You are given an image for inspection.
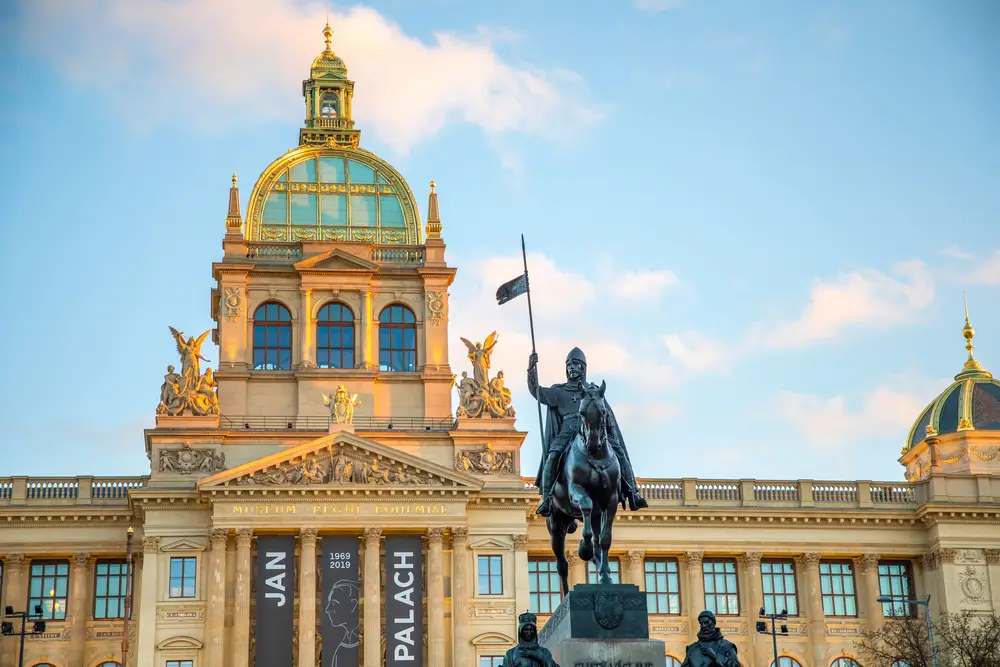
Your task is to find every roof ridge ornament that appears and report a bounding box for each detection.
[426,179,442,239]
[225,173,242,234]
[956,291,992,381]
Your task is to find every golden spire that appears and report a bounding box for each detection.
[226,173,242,234]
[955,291,991,380]
[322,20,333,54]
[426,179,442,239]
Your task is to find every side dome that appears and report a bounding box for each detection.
[244,145,422,245]
[904,305,1000,452]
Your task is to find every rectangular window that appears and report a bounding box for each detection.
[28,560,70,620]
[528,558,562,614]
[477,555,503,596]
[703,559,739,616]
[166,662,194,667]
[645,559,681,615]
[94,559,131,620]
[320,194,347,225]
[379,196,405,227]
[761,560,798,616]
[261,192,287,224]
[878,561,916,617]
[479,657,504,667]
[350,194,377,227]
[819,561,857,616]
[587,559,620,584]
[169,557,196,598]
[290,193,318,225]
[289,158,317,182]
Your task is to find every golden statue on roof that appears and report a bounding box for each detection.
[157,328,219,417]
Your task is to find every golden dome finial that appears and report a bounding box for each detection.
[963,291,980,369]
[430,179,436,193]
[322,19,333,54]
[231,172,238,187]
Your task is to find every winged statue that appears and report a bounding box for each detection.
[169,327,211,392]
[460,331,498,390]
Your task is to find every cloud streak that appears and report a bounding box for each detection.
[17,0,602,155]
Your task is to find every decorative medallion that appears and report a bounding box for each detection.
[594,592,625,630]
[222,287,243,322]
[426,291,445,326]
[959,566,988,605]
[159,443,225,475]
[455,445,514,475]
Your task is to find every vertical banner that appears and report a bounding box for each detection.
[385,535,424,667]
[256,535,295,667]
[321,536,361,667]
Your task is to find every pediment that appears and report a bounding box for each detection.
[159,538,206,553]
[472,631,514,646]
[198,431,484,492]
[157,635,203,650]
[295,248,378,272]
[469,537,512,551]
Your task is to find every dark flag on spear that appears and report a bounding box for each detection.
[496,235,546,450]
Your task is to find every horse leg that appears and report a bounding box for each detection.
[568,481,594,562]
[599,492,619,585]
[548,513,570,595]
[589,505,606,583]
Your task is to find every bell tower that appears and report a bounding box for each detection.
[300,22,360,148]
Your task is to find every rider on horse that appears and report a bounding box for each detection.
[528,347,648,517]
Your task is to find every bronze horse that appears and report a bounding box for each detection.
[546,380,621,594]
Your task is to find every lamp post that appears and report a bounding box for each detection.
[1,604,46,667]
[876,594,937,667]
[756,606,789,667]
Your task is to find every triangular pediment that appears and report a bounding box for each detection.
[198,431,484,492]
[295,248,378,272]
[159,538,206,553]
[469,537,512,551]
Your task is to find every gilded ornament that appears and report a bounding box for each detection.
[222,287,243,322]
[970,445,1000,462]
[156,328,219,417]
[426,291,445,326]
[159,443,225,475]
[323,385,361,424]
[454,444,514,475]
[455,332,515,419]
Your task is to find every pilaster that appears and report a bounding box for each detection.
[205,529,228,667]
[802,553,827,667]
[298,528,318,667]
[0,555,28,667]
[744,552,766,667]
[364,527,382,667]
[69,552,91,666]
[567,550,586,587]
[137,537,160,667]
[857,553,883,631]
[624,550,645,589]
[427,528,446,667]
[359,290,374,369]
[452,527,471,667]
[683,551,704,638]
[299,289,315,368]
[986,550,1000,613]
[230,528,253,667]
[514,534,530,616]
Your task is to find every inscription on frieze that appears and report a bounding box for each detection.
[230,502,450,516]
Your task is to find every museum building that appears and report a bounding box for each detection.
[2,24,999,667]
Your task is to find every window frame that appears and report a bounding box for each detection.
[761,559,799,617]
[819,560,858,617]
[316,302,355,369]
[527,558,562,615]
[645,558,682,615]
[477,555,503,596]
[479,657,504,667]
[168,557,197,599]
[252,302,293,371]
[378,304,417,372]
[27,559,70,621]
[166,662,195,667]
[587,558,621,585]
[702,558,740,616]
[772,659,804,667]
[831,659,862,667]
[93,559,132,620]
[878,560,917,618]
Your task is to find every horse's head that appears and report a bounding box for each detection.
[577,380,608,451]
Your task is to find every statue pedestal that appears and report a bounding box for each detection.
[328,421,355,435]
[539,584,666,667]
[155,414,220,429]
[455,416,516,431]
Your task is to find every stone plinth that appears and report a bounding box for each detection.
[455,416,517,431]
[155,414,220,428]
[540,584,666,667]
[328,421,355,434]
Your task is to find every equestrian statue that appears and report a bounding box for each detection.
[528,347,648,593]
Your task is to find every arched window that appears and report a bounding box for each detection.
[773,659,804,667]
[316,303,355,369]
[832,659,862,667]
[379,305,416,372]
[666,658,682,667]
[97,662,123,667]
[32,664,56,667]
[890,662,910,667]
[253,303,292,370]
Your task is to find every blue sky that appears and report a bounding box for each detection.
[1,0,997,482]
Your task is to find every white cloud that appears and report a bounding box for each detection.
[752,259,934,349]
[613,268,679,301]
[966,249,1000,285]
[941,244,976,261]
[18,0,602,156]
[776,386,926,447]
[634,0,685,13]
[662,332,730,374]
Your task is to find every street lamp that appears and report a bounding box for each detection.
[1,604,46,667]
[756,606,790,667]
[875,594,937,667]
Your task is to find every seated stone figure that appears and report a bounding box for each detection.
[502,611,560,667]
[681,610,741,667]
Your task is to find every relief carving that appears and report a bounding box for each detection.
[426,291,445,326]
[231,447,442,487]
[455,444,514,475]
[159,443,225,474]
[958,566,989,605]
[955,549,985,565]
[222,287,243,322]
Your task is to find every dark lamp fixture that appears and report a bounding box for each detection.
[1,622,12,635]
[756,621,767,633]
[780,624,788,633]
[32,621,46,634]
[759,607,766,616]
[3,606,12,616]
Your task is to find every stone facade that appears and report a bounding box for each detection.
[2,25,999,667]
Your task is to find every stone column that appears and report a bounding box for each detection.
[299,289,315,368]
[568,551,586,587]
[364,528,382,667]
[802,553,827,667]
[427,528,446,667]
[744,553,767,667]
[298,528,318,667]
[624,551,645,589]
[230,528,253,667]
[858,554,884,631]
[514,535,531,616]
[0,555,28,667]
[68,552,91,666]
[136,537,160,667]
[205,529,228,667]
[683,552,704,638]
[452,527,471,667]
[985,550,1000,613]
[359,290,374,369]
